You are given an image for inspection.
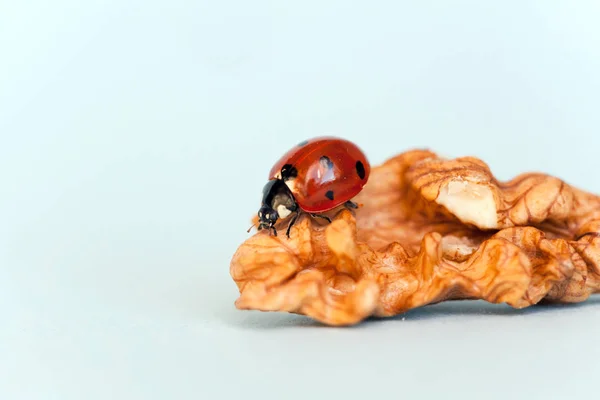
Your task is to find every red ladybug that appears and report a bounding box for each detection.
[256,136,370,237]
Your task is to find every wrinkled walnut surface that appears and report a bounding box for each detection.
[230,150,600,325]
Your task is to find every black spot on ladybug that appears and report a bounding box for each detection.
[297,140,309,147]
[325,190,335,201]
[319,155,334,169]
[281,164,298,180]
[355,161,366,179]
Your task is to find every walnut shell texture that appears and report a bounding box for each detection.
[230,150,600,325]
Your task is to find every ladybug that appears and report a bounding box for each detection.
[255,136,370,237]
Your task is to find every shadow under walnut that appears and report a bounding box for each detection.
[230,150,600,326]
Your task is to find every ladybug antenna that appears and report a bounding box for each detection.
[247,222,257,233]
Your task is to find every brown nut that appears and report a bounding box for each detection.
[230,150,600,325]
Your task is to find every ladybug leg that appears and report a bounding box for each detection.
[310,213,332,224]
[344,200,359,210]
[285,211,300,238]
[270,226,278,236]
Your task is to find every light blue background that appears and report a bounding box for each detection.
[2,1,599,399]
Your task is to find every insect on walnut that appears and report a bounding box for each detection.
[231,149,600,326]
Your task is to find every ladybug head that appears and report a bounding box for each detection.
[256,179,298,236]
[257,205,278,232]
[258,204,279,231]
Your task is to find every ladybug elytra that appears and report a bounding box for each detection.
[255,136,370,237]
